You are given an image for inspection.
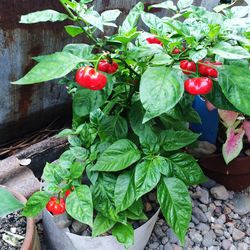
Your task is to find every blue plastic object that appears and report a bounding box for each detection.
[190,96,219,145]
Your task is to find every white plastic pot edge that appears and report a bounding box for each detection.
[43,209,160,250]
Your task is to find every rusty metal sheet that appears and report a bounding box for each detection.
[0,0,228,144]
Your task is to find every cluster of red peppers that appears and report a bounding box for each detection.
[75,59,118,91]
[46,187,74,215]
[180,60,221,95]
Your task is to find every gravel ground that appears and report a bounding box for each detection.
[145,181,250,250]
[0,211,26,250]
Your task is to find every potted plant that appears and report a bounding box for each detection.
[0,186,40,250]
[12,0,250,248]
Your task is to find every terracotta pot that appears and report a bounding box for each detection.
[199,154,250,191]
[0,186,41,250]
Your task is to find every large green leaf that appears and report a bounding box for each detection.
[63,43,94,58]
[126,199,147,221]
[210,42,250,59]
[114,170,136,213]
[166,153,206,186]
[66,185,93,227]
[205,79,239,112]
[22,192,50,217]
[218,65,250,116]
[161,130,199,151]
[149,1,177,11]
[135,156,165,199]
[112,223,134,248]
[92,139,141,172]
[20,10,69,24]
[157,177,192,245]
[92,213,116,237]
[12,52,83,85]
[98,115,128,143]
[93,174,126,223]
[0,188,24,217]
[80,10,104,32]
[140,67,184,122]
[73,85,110,117]
[119,2,144,34]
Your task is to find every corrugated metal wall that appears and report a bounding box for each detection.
[0,0,230,144]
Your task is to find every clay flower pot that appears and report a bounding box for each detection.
[1,186,40,250]
[199,154,250,191]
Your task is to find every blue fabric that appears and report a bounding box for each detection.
[190,96,219,145]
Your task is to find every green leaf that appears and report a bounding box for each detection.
[119,2,144,34]
[80,10,104,32]
[92,139,141,172]
[70,147,88,160]
[93,174,126,223]
[115,170,136,213]
[177,0,193,9]
[0,188,24,217]
[63,43,94,58]
[126,199,147,221]
[157,177,192,245]
[210,42,250,59]
[98,115,128,143]
[218,65,250,116]
[141,13,171,35]
[73,87,109,117]
[20,10,68,24]
[12,52,83,85]
[161,130,200,151]
[150,54,173,66]
[68,135,82,147]
[135,156,165,199]
[166,153,206,186]
[112,223,134,248]
[57,129,74,137]
[101,9,121,27]
[70,162,85,179]
[129,45,163,60]
[92,213,116,237]
[205,80,239,112]
[64,25,84,37]
[140,67,184,121]
[189,49,207,63]
[149,1,177,11]
[22,192,50,217]
[66,185,93,227]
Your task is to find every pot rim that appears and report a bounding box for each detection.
[0,185,36,250]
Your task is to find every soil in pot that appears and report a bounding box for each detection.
[0,210,26,249]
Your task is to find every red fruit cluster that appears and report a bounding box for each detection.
[98,59,118,74]
[180,60,221,95]
[146,37,163,46]
[46,197,66,215]
[198,61,222,78]
[76,66,107,90]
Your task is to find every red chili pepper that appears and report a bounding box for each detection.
[146,37,163,46]
[75,66,107,90]
[184,77,213,95]
[198,61,222,78]
[98,59,118,74]
[46,197,66,215]
[172,48,181,54]
[172,47,185,54]
[180,60,196,75]
[65,187,75,198]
